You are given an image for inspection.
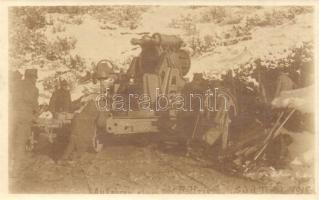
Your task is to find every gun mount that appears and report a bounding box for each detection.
[88,33,237,155]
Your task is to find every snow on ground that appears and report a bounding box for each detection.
[37,7,313,103]
[272,85,314,113]
[45,14,140,66]
[138,6,186,34]
[187,13,313,78]
[44,7,190,69]
[44,8,313,74]
[39,7,190,104]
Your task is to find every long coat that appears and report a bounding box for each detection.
[49,88,72,113]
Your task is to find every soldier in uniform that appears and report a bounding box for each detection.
[48,80,74,163]
[48,80,72,115]
[274,68,296,98]
[173,73,208,153]
[10,69,39,177]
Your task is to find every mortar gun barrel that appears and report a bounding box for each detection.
[131,36,159,47]
[131,33,184,49]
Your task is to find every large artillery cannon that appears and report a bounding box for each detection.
[89,33,237,154]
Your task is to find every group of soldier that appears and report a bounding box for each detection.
[9,69,75,178]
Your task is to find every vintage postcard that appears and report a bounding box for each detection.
[0,0,318,198]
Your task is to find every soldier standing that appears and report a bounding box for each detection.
[48,80,74,163]
[10,69,39,177]
[274,68,296,98]
[48,80,72,115]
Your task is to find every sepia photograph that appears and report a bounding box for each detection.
[2,2,317,195]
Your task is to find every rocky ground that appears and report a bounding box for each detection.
[10,140,275,194]
[10,132,313,194]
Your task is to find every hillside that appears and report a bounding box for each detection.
[9,6,313,102]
